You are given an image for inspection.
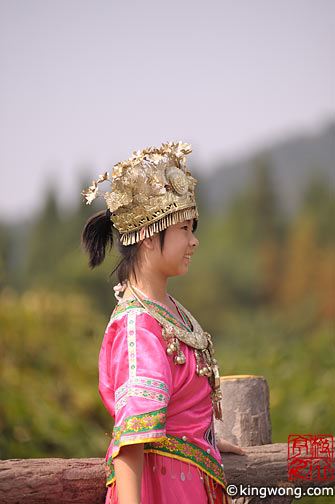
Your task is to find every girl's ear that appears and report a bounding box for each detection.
[141,235,156,251]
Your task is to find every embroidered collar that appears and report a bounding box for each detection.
[112,298,192,332]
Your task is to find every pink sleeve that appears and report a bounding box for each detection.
[99,309,172,458]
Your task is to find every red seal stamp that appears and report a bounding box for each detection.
[288,434,334,481]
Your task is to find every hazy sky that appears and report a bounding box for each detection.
[1,0,334,219]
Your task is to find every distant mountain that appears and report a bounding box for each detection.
[202,122,334,215]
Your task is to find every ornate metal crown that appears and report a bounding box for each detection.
[81,141,199,245]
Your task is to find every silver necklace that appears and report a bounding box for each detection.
[127,281,223,420]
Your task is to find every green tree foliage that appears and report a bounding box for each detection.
[301,173,335,246]
[25,188,62,286]
[0,288,111,458]
[0,221,11,288]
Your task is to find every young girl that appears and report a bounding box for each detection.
[81,142,244,504]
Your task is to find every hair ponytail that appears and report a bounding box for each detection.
[81,210,114,268]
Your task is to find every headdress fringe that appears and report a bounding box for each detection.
[120,207,198,246]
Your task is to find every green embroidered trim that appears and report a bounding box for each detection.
[176,305,193,329]
[115,377,170,412]
[112,407,167,448]
[115,376,169,401]
[116,388,168,412]
[112,299,192,331]
[105,407,168,485]
[105,434,227,489]
[145,299,192,331]
[105,459,115,485]
[145,436,227,488]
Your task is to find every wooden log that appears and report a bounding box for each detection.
[0,458,106,504]
[0,446,333,504]
[214,375,272,447]
[215,375,279,503]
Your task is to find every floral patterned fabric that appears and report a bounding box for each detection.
[99,297,229,503]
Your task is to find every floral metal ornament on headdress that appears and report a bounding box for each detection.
[81,141,199,245]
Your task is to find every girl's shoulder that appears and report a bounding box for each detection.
[102,302,166,357]
[105,300,162,337]
[110,298,147,322]
[109,297,192,333]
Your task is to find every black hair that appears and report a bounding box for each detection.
[81,211,198,283]
[81,210,167,284]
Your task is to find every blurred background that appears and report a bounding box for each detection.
[0,0,334,492]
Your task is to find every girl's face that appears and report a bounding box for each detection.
[154,219,199,277]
